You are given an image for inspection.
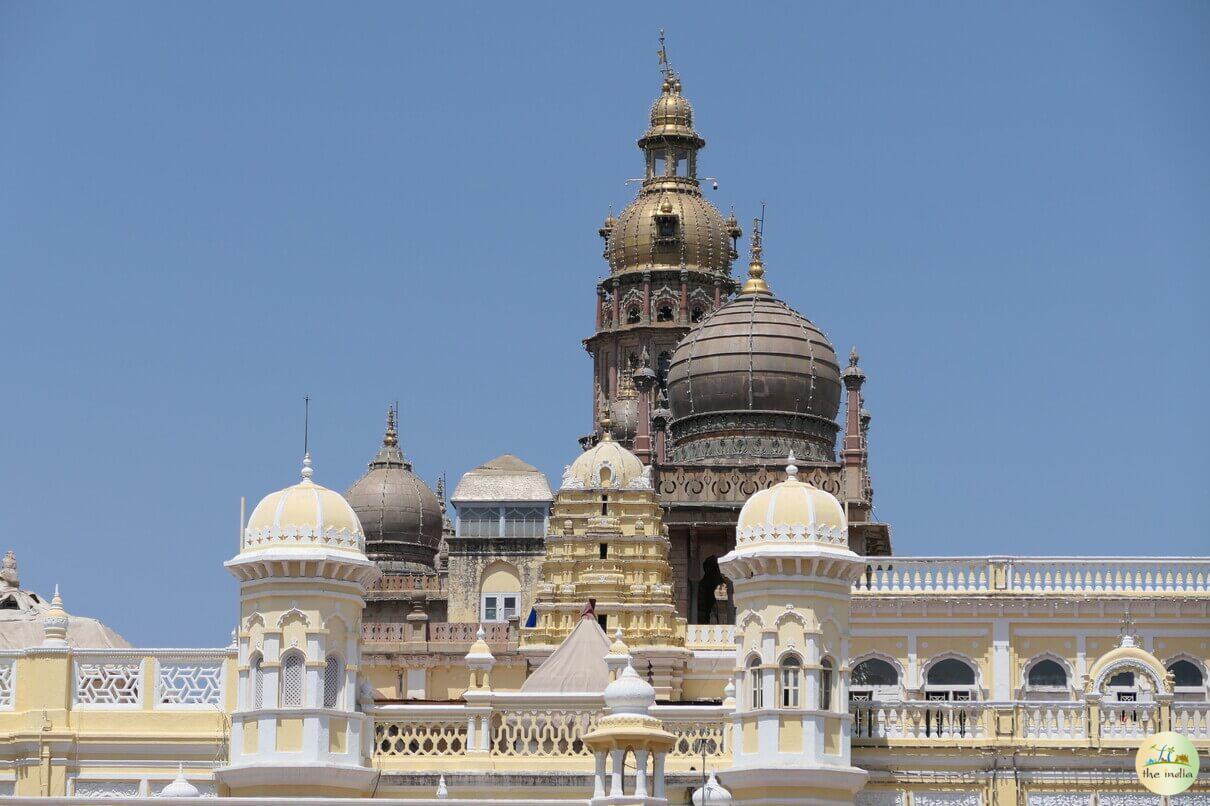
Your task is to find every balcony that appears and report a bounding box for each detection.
[853,557,1210,595]
[362,621,516,648]
[850,699,1207,748]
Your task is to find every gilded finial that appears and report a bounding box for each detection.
[657,28,674,81]
[740,213,771,295]
[383,405,398,448]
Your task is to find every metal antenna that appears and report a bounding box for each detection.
[303,395,310,456]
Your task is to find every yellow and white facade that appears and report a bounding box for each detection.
[0,438,1205,805]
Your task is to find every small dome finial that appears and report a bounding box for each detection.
[786,451,798,479]
[300,452,314,482]
[740,213,771,295]
[849,346,860,367]
[383,405,398,448]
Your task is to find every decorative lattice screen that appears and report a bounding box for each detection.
[279,653,304,707]
[157,661,222,706]
[323,655,343,708]
[75,662,141,706]
[0,661,13,709]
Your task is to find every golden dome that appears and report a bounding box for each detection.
[564,428,649,491]
[244,455,366,554]
[605,190,737,275]
[735,454,848,548]
[643,77,698,141]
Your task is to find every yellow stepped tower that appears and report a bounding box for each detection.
[522,420,688,697]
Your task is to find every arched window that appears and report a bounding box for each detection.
[778,656,800,708]
[1168,660,1204,689]
[819,657,834,711]
[323,654,344,709]
[1108,671,1135,688]
[656,305,674,322]
[249,653,264,710]
[279,652,304,708]
[690,306,705,323]
[748,656,763,709]
[1027,659,1068,688]
[927,658,976,687]
[852,658,899,687]
[626,307,641,324]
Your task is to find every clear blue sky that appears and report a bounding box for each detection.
[1,2,1207,647]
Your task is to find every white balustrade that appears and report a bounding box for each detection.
[853,557,1210,595]
[1172,702,1210,739]
[1019,702,1087,739]
[652,704,730,758]
[850,701,987,740]
[685,624,736,649]
[1098,702,1159,740]
[374,706,469,757]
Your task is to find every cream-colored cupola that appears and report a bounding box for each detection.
[717,454,867,806]
[218,453,380,798]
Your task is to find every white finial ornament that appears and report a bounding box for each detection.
[42,584,69,647]
[436,774,449,799]
[785,451,798,479]
[160,763,201,797]
[692,771,733,805]
[300,452,314,482]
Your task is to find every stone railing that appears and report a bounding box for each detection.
[854,557,1210,595]
[1172,702,1210,739]
[370,573,445,593]
[850,699,1206,748]
[1099,702,1159,740]
[374,705,469,757]
[362,622,515,646]
[1019,702,1087,740]
[685,624,736,649]
[69,649,229,710]
[851,700,989,741]
[652,704,730,759]
[372,700,731,769]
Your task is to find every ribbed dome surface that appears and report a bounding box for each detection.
[668,293,841,421]
[605,190,735,276]
[346,411,443,571]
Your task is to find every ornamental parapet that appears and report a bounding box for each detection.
[850,699,1210,749]
[371,698,730,773]
[853,557,1210,597]
[657,462,842,507]
[362,621,516,651]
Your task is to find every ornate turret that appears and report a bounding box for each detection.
[587,34,740,447]
[716,456,867,805]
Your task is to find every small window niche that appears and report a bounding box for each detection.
[656,305,674,322]
[655,214,679,241]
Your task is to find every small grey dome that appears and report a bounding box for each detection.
[346,409,443,571]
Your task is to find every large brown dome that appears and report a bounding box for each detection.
[666,251,841,463]
[346,410,443,571]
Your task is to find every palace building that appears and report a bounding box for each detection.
[0,53,1205,806]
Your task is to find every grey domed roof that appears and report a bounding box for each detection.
[666,250,841,463]
[346,410,443,571]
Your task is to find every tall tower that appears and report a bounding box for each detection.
[586,55,741,449]
[717,455,867,805]
[218,454,381,797]
[522,421,689,697]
